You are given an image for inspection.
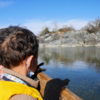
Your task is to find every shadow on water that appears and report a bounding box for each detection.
[38,47,100,100]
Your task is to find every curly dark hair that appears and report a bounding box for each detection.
[0,26,38,68]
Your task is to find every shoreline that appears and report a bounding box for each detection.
[39,44,100,48]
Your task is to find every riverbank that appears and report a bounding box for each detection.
[39,44,100,48]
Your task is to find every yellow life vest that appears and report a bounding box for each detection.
[0,80,43,100]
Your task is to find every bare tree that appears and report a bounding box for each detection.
[62,24,67,29]
[81,18,100,33]
[52,20,58,32]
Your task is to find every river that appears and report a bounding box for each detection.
[38,47,100,100]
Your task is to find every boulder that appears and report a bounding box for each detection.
[75,31,84,41]
[49,39,61,45]
[44,36,52,41]
[68,32,76,38]
[44,34,51,38]
[96,32,100,38]
[51,33,60,40]
[62,38,73,44]
[62,38,79,44]
[84,34,97,45]
[84,35,89,42]
[62,33,69,38]
[40,36,45,39]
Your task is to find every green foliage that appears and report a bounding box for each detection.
[58,28,63,32]
[40,27,50,36]
[58,27,75,32]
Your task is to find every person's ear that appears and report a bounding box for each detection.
[26,55,34,69]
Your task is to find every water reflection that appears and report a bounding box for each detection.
[39,47,100,72]
[38,47,100,100]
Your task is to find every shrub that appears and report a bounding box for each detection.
[40,27,50,36]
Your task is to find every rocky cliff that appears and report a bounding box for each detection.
[38,30,100,47]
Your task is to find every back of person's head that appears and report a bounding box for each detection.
[0,26,38,69]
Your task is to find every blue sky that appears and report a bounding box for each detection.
[0,0,100,34]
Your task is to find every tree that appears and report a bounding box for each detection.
[52,20,58,32]
[81,18,100,33]
[58,25,75,32]
[40,27,50,36]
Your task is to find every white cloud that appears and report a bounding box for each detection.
[65,19,88,29]
[0,1,13,7]
[0,19,88,35]
[22,20,53,35]
[22,19,88,35]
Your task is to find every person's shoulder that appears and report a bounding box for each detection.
[10,94,37,100]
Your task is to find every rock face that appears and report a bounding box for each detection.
[38,30,100,46]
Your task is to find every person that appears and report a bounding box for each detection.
[0,26,43,100]
[0,26,70,100]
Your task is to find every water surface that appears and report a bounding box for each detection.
[38,47,100,100]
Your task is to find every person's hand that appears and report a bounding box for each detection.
[31,62,46,79]
[37,62,46,73]
[44,78,70,100]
